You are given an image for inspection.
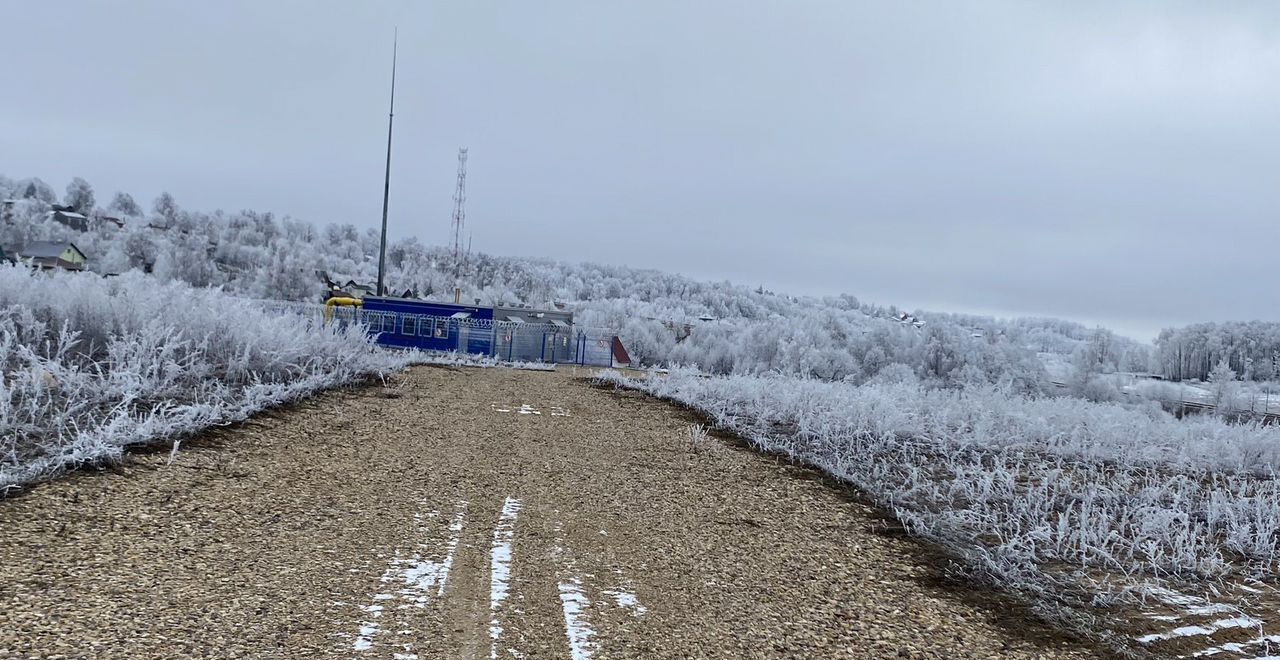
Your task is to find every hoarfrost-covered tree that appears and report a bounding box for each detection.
[1121,345,1151,373]
[108,192,142,218]
[1209,359,1239,412]
[153,235,218,288]
[15,178,57,205]
[256,247,317,301]
[63,177,95,214]
[122,228,158,271]
[152,192,179,227]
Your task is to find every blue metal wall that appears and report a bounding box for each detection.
[360,297,494,353]
[351,296,618,365]
[361,297,492,321]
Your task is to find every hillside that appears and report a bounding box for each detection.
[2,174,1157,390]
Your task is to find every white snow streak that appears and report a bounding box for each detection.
[1192,635,1280,658]
[438,505,466,597]
[558,578,597,660]
[1136,616,1261,644]
[351,501,468,653]
[604,589,647,616]
[489,497,523,659]
[352,604,384,651]
[491,403,570,416]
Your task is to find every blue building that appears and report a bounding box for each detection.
[360,297,494,354]
[356,296,622,366]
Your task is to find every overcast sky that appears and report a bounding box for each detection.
[4,1,1279,340]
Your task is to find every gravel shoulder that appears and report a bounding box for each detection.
[0,365,1103,658]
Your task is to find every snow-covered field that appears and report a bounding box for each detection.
[0,266,412,491]
[600,367,1280,655]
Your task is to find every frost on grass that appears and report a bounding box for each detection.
[599,367,1280,647]
[0,266,412,491]
[370,348,555,373]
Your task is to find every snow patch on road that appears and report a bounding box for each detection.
[558,578,597,660]
[350,501,468,653]
[489,497,523,659]
[388,503,467,608]
[603,589,647,616]
[438,504,466,596]
[352,604,385,651]
[491,403,571,416]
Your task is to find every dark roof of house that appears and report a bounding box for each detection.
[20,240,82,259]
[49,210,89,231]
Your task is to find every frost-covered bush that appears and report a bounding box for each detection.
[0,266,411,490]
[601,368,1280,631]
[1077,375,1122,403]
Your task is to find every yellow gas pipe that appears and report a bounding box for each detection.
[324,296,363,324]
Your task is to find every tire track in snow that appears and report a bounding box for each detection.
[550,524,650,659]
[558,577,597,660]
[350,500,468,654]
[488,496,522,660]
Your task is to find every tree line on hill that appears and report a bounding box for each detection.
[5,173,1277,389]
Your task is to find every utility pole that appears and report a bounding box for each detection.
[451,147,468,302]
[376,29,398,298]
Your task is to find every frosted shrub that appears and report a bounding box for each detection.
[1079,375,1122,403]
[686,423,714,454]
[0,266,412,491]
[600,367,1280,628]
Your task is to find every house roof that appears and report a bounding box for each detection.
[20,240,82,259]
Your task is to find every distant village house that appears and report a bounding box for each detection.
[48,206,90,232]
[18,241,87,271]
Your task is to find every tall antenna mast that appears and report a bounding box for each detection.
[450,147,468,283]
[375,28,397,298]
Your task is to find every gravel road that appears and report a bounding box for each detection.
[0,366,1102,659]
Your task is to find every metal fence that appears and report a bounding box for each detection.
[258,300,622,366]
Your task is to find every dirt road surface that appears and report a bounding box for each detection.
[0,366,1100,659]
